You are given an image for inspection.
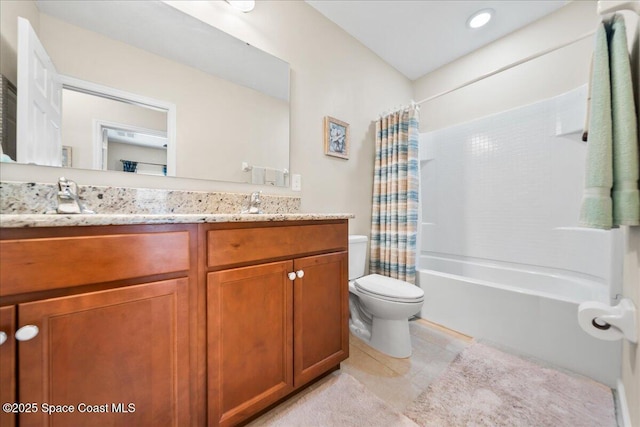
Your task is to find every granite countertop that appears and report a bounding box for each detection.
[0,213,355,228]
[0,181,354,228]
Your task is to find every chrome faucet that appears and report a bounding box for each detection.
[244,191,263,214]
[56,177,94,214]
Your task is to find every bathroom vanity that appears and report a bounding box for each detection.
[0,214,350,427]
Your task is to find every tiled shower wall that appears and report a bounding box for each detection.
[420,86,618,290]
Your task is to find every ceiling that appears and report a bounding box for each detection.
[306,0,569,81]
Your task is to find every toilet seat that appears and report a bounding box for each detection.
[354,274,424,303]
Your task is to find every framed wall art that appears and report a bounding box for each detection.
[62,146,73,167]
[324,116,349,159]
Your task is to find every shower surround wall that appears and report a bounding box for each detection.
[420,86,616,290]
[418,86,621,386]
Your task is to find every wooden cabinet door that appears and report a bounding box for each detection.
[293,252,349,386]
[0,306,16,427]
[208,261,294,427]
[16,278,190,427]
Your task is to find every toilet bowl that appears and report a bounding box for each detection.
[348,235,424,358]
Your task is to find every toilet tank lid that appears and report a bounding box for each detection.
[349,235,368,243]
[355,274,424,299]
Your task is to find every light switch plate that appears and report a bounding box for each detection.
[291,174,302,191]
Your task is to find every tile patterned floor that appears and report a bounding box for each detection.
[340,319,472,412]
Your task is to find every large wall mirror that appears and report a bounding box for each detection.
[0,0,290,187]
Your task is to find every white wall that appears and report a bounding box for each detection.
[414,0,597,132]
[622,227,640,427]
[0,0,413,236]
[620,9,640,427]
[0,0,38,85]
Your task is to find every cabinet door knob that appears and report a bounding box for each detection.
[296,270,305,278]
[0,331,6,346]
[288,272,296,281]
[15,325,39,341]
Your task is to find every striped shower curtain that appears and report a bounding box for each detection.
[370,106,420,284]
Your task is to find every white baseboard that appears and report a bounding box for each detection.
[616,379,631,427]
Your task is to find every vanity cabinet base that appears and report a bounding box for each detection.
[0,220,348,427]
[203,221,349,426]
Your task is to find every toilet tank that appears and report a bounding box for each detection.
[348,235,368,280]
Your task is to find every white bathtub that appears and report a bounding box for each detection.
[418,255,621,387]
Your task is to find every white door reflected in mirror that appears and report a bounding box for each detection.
[16,17,62,166]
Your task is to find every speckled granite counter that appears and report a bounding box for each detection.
[0,213,354,228]
[1,181,302,215]
[0,181,353,228]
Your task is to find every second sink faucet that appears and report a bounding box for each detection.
[56,177,94,214]
[246,191,263,214]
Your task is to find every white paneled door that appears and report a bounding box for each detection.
[16,17,62,166]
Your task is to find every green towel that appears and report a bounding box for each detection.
[580,15,640,229]
[579,22,613,229]
[610,14,639,226]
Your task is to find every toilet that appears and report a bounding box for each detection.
[348,235,424,358]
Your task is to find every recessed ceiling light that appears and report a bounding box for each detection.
[467,9,494,29]
[225,0,255,13]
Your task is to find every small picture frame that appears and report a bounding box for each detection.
[324,116,349,159]
[61,146,73,167]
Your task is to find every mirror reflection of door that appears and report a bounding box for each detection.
[16,17,62,166]
[61,88,168,174]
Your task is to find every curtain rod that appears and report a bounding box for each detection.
[120,159,166,167]
[415,29,596,105]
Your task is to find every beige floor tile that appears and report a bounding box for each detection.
[349,334,412,372]
[341,320,469,411]
[350,332,450,379]
[414,318,473,342]
[343,342,400,378]
[409,319,470,354]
